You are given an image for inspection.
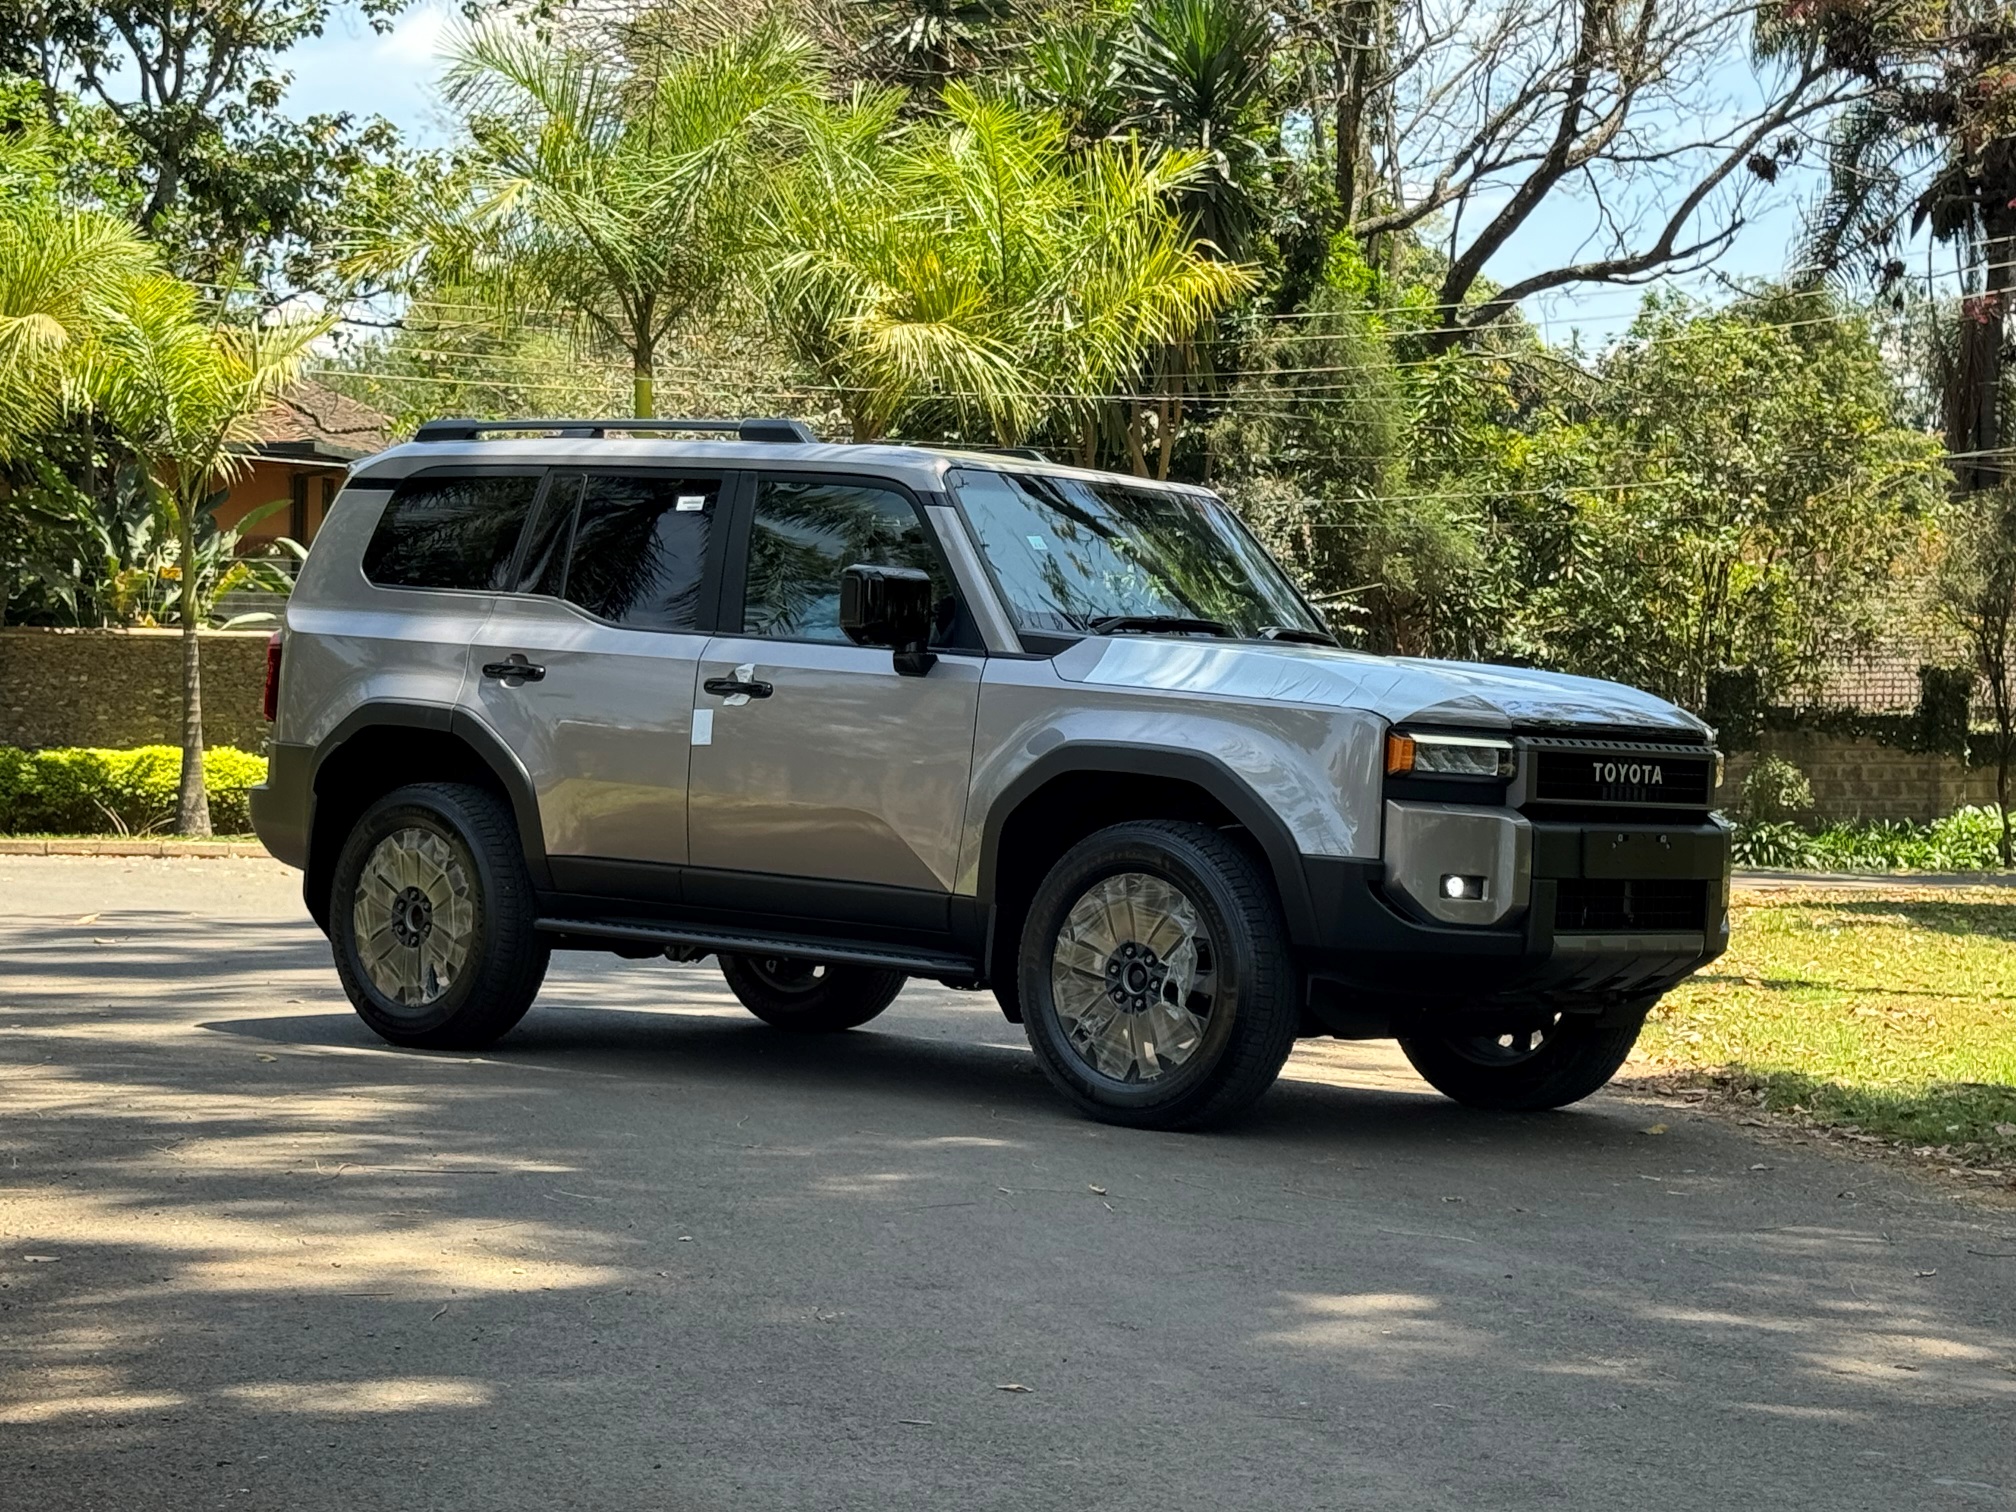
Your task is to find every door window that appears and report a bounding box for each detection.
[524,473,719,632]
[741,477,973,647]
[361,473,541,591]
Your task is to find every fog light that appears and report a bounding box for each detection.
[1441,874,1486,901]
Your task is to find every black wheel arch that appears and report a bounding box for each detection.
[976,743,1319,982]
[303,702,549,931]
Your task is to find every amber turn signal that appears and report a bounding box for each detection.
[1385,731,1415,775]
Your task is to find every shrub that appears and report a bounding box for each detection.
[1731,818,1819,869]
[0,746,267,834]
[1807,806,2007,872]
[1739,755,1814,823]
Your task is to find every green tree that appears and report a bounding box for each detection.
[1784,0,2016,491]
[1529,291,1945,709]
[1,0,413,289]
[89,276,325,833]
[345,19,817,418]
[1941,485,2016,863]
[766,84,1251,451]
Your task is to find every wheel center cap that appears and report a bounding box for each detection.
[391,885,434,947]
[1103,942,1166,1012]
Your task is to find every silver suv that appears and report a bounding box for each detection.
[251,417,1730,1129]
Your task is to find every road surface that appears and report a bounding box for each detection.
[2,856,2011,1510]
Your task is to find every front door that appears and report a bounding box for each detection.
[686,473,983,909]
[468,467,731,869]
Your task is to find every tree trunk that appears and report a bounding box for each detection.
[1951,220,2015,494]
[632,351,655,419]
[174,501,211,838]
[1332,0,1383,227]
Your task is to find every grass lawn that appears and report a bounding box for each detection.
[1633,885,2016,1166]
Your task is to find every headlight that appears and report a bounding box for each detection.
[1386,730,1516,780]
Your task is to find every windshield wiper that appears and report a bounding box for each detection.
[1257,625,1339,647]
[1087,614,1238,638]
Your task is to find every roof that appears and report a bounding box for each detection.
[352,431,1218,498]
[244,382,393,463]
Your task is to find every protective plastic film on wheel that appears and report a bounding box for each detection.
[351,825,477,1009]
[1049,870,1215,1082]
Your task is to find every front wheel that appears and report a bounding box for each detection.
[329,782,549,1050]
[718,955,906,1032]
[1398,1009,1646,1110]
[1018,820,1299,1131]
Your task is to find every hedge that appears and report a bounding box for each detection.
[0,746,267,835]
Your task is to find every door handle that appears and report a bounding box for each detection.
[483,654,546,684]
[703,675,772,699]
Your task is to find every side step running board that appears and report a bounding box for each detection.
[535,917,980,978]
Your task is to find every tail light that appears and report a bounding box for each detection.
[262,631,283,721]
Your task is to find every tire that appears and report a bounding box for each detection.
[1018,820,1299,1131]
[329,781,549,1050]
[719,954,906,1033]
[1398,1010,1646,1111]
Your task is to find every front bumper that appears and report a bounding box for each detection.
[1296,813,1730,1031]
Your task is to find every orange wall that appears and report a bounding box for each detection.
[214,460,344,547]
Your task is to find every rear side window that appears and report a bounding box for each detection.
[524,473,718,632]
[361,474,540,591]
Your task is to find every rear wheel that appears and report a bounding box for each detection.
[1398,1009,1646,1110]
[1018,820,1298,1130]
[718,954,906,1032]
[329,782,549,1050]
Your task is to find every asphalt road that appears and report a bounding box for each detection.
[2,857,2012,1512]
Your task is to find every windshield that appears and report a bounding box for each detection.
[948,468,1326,640]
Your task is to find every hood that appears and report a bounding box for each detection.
[1053,637,1710,738]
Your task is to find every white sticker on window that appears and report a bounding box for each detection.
[691,708,714,746]
[1026,534,1049,550]
[676,494,707,512]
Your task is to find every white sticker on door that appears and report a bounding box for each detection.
[691,708,714,746]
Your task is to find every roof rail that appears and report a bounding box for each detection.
[411,417,819,444]
[896,441,1050,462]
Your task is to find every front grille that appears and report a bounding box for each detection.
[1529,743,1715,808]
[1555,879,1708,933]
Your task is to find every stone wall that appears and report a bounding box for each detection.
[0,628,272,754]
[1724,731,2002,824]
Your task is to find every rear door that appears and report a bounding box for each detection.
[685,472,983,915]
[467,467,734,871]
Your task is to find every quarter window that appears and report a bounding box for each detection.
[528,473,719,632]
[361,474,540,591]
[741,477,971,647]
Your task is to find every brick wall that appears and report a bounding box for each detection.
[1724,731,2002,824]
[0,628,272,754]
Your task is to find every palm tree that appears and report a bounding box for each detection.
[850,0,1020,97]
[89,275,327,835]
[345,20,817,418]
[1117,0,1276,262]
[766,85,1252,455]
[0,177,156,458]
[1784,3,2016,490]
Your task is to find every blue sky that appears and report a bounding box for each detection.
[281,2,1817,344]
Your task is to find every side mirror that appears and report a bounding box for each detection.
[839,563,937,676]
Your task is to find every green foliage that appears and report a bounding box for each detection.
[1806,808,2011,873]
[1523,289,1945,710]
[767,83,1252,444]
[4,454,299,627]
[343,18,819,418]
[1740,755,1814,824]
[0,0,413,288]
[0,745,266,834]
[1731,819,1819,870]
